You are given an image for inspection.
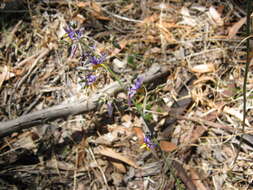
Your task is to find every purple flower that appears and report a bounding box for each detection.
[64,25,84,58]
[64,25,84,41]
[144,135,156,149]
[128,77,144,105]
[89,54,107,65]
[86,74,96,85]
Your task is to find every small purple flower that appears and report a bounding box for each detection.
[64,25,84,41]
[64,26,75,39]
[107,101,113,118]
[128,77,144,105]
[64,25,84,58]
[86,74,96,85]
[144,135,156,149]
[89,54,107,65]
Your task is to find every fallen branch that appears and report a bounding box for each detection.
[0,64,170,138]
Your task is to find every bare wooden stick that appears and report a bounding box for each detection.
[0,64,170,138]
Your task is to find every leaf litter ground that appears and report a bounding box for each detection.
[0,0,252,189]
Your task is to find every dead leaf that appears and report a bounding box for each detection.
[223,106,250,126]
[90,2,101,13]
[96,125,133,146]
[91,12,111,21]
[111,161,126,173]
[220,81,237,98]
[191,64,215,73]
[98,147,139,168]
[135,161,163,177]
[208,6,223,26]
[12,131,37,150]
[89,2,110,20]
[179,7,197,27]
[121,114,132,123]
[95,133,116,146]
[0,66,15,89]
[160,141,177,152]
[119,3,134,14]
[137,14,159,27]
[47,159,75,171]
[77,1,110,21]
[189,168,209,190]
[111,172,123,186]
[193,76,216,85]
[110,39,129,57]
[186,125,207,145]
[73,14,86,24]
[112,58,127,73]
[228,17,246,39]
[133,127,145,144]
[76,2,89,8]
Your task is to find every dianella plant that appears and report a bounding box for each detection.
[62,23,157,150]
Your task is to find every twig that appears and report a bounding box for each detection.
[102,8,142,23]
[0,64,169,138]
[15,48,50,89]
[88,147,108,187]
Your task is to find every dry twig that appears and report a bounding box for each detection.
[0,64,169,138]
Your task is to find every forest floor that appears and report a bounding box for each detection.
[0,0,252,189]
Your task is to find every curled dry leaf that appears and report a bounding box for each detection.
[228,17,246,39]
[12,131,37,150]
[98,147,139,168]
[73,14,86,24]
[160,141,177,152]
[208,6,223,26]
[191,64,215,73]
[193,76,216,85]
[0,66,15,89]
[179,7,197,27]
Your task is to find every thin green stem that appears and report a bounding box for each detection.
[101,63,125,87]
[233,0,251,166]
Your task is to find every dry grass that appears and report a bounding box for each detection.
[0,0,252,189]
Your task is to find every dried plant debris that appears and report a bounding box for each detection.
[0,0,252,189]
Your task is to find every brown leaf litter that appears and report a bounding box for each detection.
[0,0,252,189]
